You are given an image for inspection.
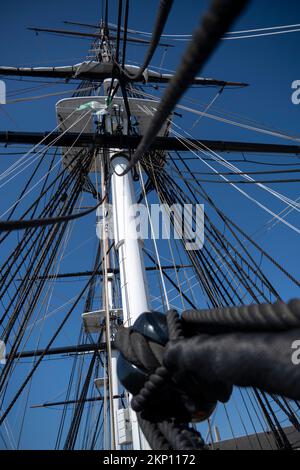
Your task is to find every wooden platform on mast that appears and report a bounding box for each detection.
[55,95,171,171]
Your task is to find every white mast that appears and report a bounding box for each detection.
[111,153,151,450]
[97,76,151,449]
[111,154,150,323]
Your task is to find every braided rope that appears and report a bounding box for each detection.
[158,421,206,450]
[137,414,171,450]
[116,299,300,450]
[131,366,169,412]
[166,309,184,340]
[183,299,300,331]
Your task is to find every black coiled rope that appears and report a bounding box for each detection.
[116,299,300,450]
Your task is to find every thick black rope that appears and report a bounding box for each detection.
[166,301,300,402]
[119,0,174,80]
[165,312,300,403]
[119,0,249,175]
[182,299,300,332]
[137,413,207,450]
[0,194,107,232]
[115,0,123,63]
[121,0,129,69]
[116,299,300,450]
[158,421,206,450]
[137,414,171,450]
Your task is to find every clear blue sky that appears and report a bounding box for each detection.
[0,0,300,449]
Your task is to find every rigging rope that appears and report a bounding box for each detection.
[167,156,280,301]
[118,0,249,175]
[0,253,107,426]
[223,28,300,40]
[138,163,170,310]
[118,0,174,79]
[137,99,300,213]
[0,113,92,219]
[121,0,129,68]
[131,86,300,146]
[171,131,300,235]
[111,22,300,38]
[0,108,79,185]
[0,195,107,232]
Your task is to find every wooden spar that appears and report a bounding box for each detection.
[31,395,124,409]
[16,265,194,280]
[0,65,247,87]
[1,131,300,154]
[8,342,114,360]
[27,27,173,47]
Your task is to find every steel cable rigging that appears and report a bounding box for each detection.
[0,269,101,426]
[164,150,300,290]
[0,151,94,306]
[0,153,88,302]
[118,0,249,175]
[146,160,280,307]
[0,150,99,389]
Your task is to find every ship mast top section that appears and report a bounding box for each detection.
[96,21,115,64]
[0,17,249,88]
